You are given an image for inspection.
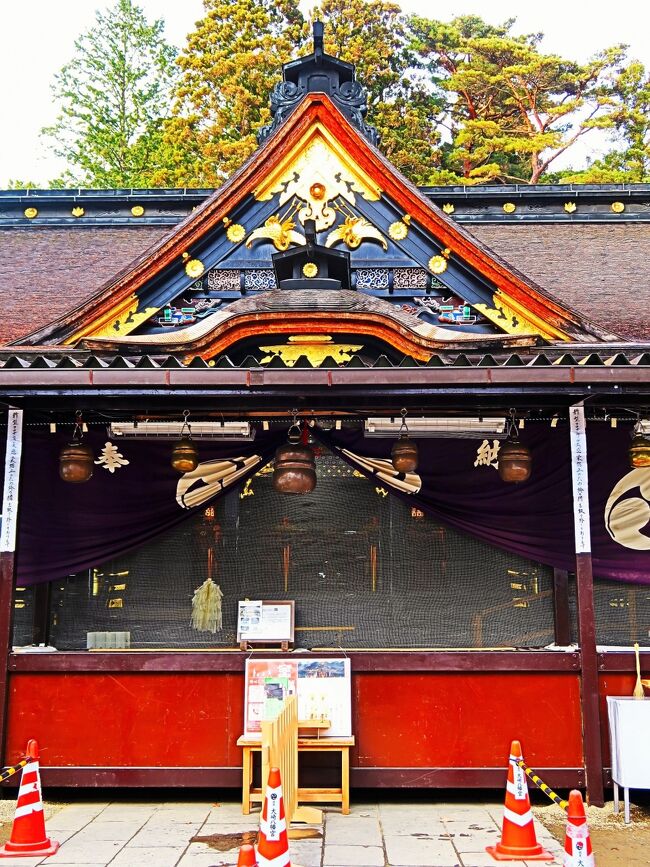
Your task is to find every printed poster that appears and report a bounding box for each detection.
[244,657,351,737]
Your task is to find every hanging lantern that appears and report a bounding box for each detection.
[171,410,199,473]
[629,420,650,468]
[59,412,94,483]
[498,411,532,483]
[273,419,316,494]
[391,409,418,473]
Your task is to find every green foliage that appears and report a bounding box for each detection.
[38,2,650,188]
[153,0,306,187]
[42,0,178,188]
[409,14,626,184]
[315,0,442,183]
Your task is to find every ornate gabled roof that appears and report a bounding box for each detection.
[15,49,622,361]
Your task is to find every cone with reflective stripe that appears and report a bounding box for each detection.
[238,843,258,867]
[486,740,552,861]
[256,766,290,867]
[0,739,59,858]
[563,790,595,866]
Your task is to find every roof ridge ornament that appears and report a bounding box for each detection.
[257,21,380,148]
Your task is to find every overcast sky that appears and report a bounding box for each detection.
[1,0,649,186]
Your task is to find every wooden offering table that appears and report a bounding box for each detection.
[237,734,355,815]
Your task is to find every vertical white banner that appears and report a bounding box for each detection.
[0,408,23,553]
[569,404,591,554]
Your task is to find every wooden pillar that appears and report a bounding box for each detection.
[552,568,571,646]
[569,404,604,806]
[0,408,23,761]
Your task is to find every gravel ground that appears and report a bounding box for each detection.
[534,799,650,867]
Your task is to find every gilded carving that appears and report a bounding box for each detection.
[253,123,381,231]
[473,293,568,340]
[325,216,387,250]
[259,335,362,368]
[246,215,306,252]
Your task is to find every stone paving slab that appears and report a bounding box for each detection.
[17,798,567,867]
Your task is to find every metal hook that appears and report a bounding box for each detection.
[181,409,192,439]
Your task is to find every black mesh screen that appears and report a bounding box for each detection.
[12,586,35,647]
[39,450,556,649]
[594,577,650,646]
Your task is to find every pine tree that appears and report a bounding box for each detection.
[313,0,442,183]
[409,15,626,184]
[42,0,177,188]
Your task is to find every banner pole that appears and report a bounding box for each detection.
[569,403,604,806]
[0,407,23,764]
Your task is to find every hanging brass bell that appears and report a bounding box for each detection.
[171,436,199,473]
[59,441,94,483]
[273,443,317,494]
[629,433,650,468]
[391,435,419,473]
[498,439,532,483]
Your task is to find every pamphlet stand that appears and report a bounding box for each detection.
[237,600,295,652]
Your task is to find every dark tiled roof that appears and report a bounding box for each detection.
[468,223,650,341]
[0,226,168,344]
[1,186,649,345]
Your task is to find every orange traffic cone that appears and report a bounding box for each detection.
[238,843,258,867]
[257,766,291,867]
[486,740,552,861]
[563,790,595,867]
[0,739,59,858]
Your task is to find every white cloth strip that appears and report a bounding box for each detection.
[257,851,291,867]
[14,803,43,819]
[502,806,534,827]
[259,816,287,836]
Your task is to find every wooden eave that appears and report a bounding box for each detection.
[22,93,618,348]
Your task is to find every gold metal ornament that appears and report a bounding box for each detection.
[310,182,326,200]
[325,216,387,250]
[442,203,455,214]
[302,262,319,278]
[184,258,205,279]
[428,253,448,274]
[226,223,246,243]
[131,205,145,217]
[71,206,85,218]
[564,202,577,214]
[388,220,409,241]
[246,215,306,251]
[611,201,625,213]
[503,202,516,214]
[24,207,38,219]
